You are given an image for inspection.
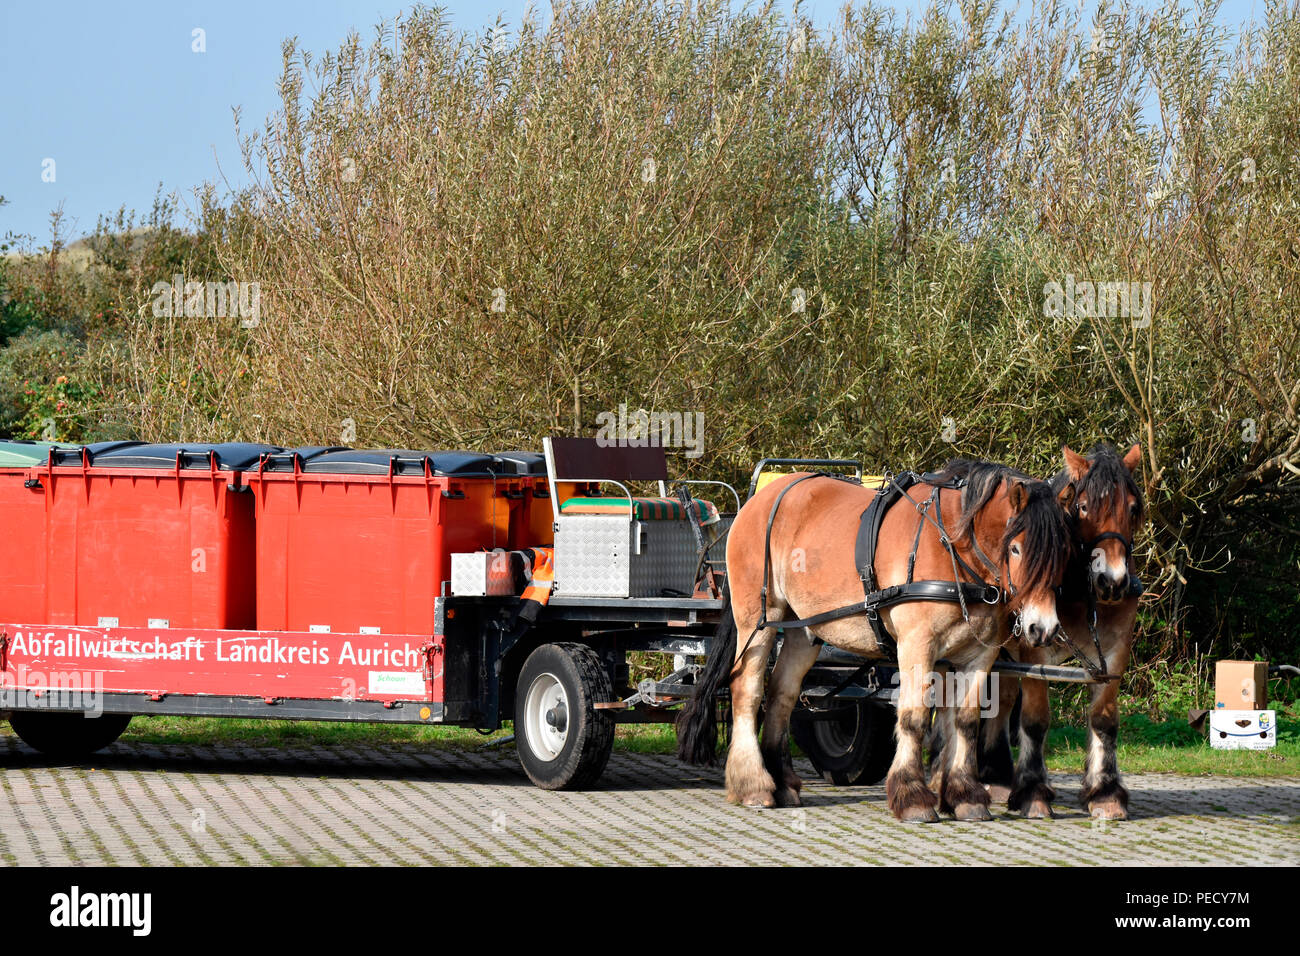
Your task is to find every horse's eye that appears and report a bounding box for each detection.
[1078,501,1088,516]
[1010,543,1021,557]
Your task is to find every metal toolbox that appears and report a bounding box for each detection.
[553,515,699,598]
[450,550,520,597]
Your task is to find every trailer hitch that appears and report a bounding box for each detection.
[614,664,701,709]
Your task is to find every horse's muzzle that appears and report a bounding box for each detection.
[1023,620,1061,648]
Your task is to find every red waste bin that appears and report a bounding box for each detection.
[249,450,517,635]
[38,443,278,629]
[0,440,84,624]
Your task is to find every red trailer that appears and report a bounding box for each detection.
[0,438,739,788]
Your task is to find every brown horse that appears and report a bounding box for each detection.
[678,460,1075,822]
[976,443,1144,819]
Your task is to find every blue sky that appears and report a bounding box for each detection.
[0,0,1267,245]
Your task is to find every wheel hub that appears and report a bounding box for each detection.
[545,701,568,734]
[523,672,569,761]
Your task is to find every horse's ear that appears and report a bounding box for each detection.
[1007,478,1029,514]
[1123,443,1142,473]
[1063,445,1090,481]
[1057,482,1077,512]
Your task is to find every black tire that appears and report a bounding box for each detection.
[791,702,896,785]
[514,643,615,790]
[8,711,132,759]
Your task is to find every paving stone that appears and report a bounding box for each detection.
[0,737,1296,866]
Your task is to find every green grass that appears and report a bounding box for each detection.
[3,709,1297,778]
[1042,713,1300,777]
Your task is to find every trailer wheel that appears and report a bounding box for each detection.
[791,702,895,786]
[8,711,132,759]
[514,643,615,790]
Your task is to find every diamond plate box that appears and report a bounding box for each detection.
[553,516,699,598]
[450,550,518,597]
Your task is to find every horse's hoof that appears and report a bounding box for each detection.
[898,806,941,824]
[741,791,777,809]
[774,787,803,808]
[955,802,993,822]
[1025,799,1055,820]
[986,783,1012,804]
[1089,800,1128,821]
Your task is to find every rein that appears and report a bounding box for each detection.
[888,475,1011,642]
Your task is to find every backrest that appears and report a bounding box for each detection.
[545,437,668,482]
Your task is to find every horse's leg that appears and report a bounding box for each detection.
[724,607,780,808]
[885,621,940,823]
[939,663,995,821]
[1007,676,1055,818]
[1081,644,1131,819]
[924,661,951,793]
[762,627,821,808]
[978,675,1018,803]
[928,703,952,803]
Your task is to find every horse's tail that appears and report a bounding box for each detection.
[675,586,736,766]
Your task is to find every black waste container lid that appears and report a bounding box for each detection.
[300,449,498,477]
[90,443,283,471]
[47,441,146,466]
[491,451,547,476]
[256,446,351,472]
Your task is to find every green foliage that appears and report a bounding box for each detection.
[0,329,94,440]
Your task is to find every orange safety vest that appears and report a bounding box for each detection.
[520,547,555,606]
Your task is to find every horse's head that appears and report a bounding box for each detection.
[942,461,1075,648]
[1056,443,1144,604]
[999,476,1076,646]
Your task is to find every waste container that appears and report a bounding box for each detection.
[249,449,513,635]
[0,440,82,624]
[39,442,280,629]
[492,451,553,548]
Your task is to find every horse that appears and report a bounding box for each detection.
[677,459,1076,823]
[975,443,1144,820]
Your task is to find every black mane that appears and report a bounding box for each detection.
[933,458,1070,596]
[1050,442,1144,521]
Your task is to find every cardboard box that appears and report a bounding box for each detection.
[1209,710,1277,750]
[1214,660,1268,710]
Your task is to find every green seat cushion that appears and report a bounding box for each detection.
[560,496,719,524]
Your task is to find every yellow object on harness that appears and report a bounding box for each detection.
[753,471,886,494]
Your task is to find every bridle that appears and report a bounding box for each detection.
[1082,529,1134,567]
[1057,496,1140,680]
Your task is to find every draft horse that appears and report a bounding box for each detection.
[678,460,1075,823]
[978,443,1145,819]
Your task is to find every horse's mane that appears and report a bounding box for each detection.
[932,457,1070,596]
[1049,442,1144,521]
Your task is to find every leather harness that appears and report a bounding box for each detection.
[738,469,1145,683]
[749,471,1006,653]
